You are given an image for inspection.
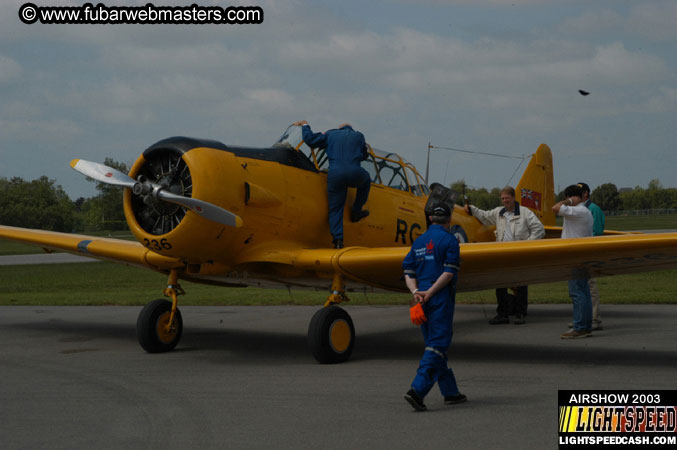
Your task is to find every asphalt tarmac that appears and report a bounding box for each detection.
[1,304,676,450]
[0,253,98,265]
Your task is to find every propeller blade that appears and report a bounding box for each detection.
[157,190,243,228]
[71,158,243,228]
[70,159,136,188]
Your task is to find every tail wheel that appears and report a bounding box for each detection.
[450,225,468,243]
[137,299,183,353]
[308,306,355,364]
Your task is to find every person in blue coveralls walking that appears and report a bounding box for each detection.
[293,120,371,249]
[402,203,467,411]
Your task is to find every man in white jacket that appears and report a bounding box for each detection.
[464,186,545,325]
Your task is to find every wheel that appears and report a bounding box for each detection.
[450,225,468,243]
[137,299,183,353]
[308,306,355,364]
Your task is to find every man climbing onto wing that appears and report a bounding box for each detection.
[293,120,370,249]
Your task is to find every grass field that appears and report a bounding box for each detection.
[1,215,675,305]
[0,261,675,306]
[570,214,677,231]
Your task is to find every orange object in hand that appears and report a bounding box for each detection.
[410,302,427,325]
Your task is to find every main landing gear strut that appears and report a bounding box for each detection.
[135,269,356,364]
[307,272,356,364]
[137,269,184,353]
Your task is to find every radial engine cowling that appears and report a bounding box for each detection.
[130,149,192,236]
[123,137,244,262]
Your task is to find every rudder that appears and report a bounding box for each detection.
[515,143,556,226]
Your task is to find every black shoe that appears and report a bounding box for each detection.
[350,209,370,223]
[333,238,344,249]
[514,314,526,325]
[489,315,509,325]
[444,393,467,405]
[404,389,426,411]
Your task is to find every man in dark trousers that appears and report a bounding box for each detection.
[402,203,467,411]
[464,186,544,325]
[293,120,371,249]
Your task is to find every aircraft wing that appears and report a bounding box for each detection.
[0,225,181,271]
[255,232,677,293]
[3,225,676,293]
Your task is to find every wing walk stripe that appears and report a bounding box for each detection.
[77,240,93,254]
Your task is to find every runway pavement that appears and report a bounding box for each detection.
[1,304,676,450]
[0,253,98,265]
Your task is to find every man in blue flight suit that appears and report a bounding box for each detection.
[292,120,370,249]
[402,203,467,411]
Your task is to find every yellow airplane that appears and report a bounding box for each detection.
[1,125,677,364]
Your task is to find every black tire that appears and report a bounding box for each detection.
[137,299,183,353]
[450,225,468,243]
[308,306,355,364]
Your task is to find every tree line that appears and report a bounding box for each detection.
[0,158,128,233]
[452,179,677,213]
[555,179,677,212]
[1,168,676,233]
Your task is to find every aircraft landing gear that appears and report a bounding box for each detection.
[308,305,355,364]
[137,269,184,353]
[308,273,355,364]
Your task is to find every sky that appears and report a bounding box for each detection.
[1,0,676,199]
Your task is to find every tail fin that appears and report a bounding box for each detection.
[516,143,556,226]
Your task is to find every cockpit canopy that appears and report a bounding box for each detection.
[274,125,430,196]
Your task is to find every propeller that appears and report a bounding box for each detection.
[71,158,136,189]
[70,159,243,228]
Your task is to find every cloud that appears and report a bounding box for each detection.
[639,86,677,114]
[559,2,677,42]
[2,0,676,196]
[276,26,670,137]
[558,9,625,36]
[628,1,677,41]
[99,43,255,75]
[0,117,83,141]
[282,27,668,90]
[243,88,295,111]
[587,43,666,83]
[0,55,22,84]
